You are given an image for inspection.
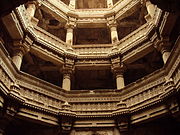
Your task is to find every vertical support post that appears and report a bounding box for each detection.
[111,56,126,89]
[26,1,36,20]
[62,73,71,91]
[106,14,119,43]
[69,0,76,9]
[107,0,114,8]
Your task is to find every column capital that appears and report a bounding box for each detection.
[12,39,31,56]
[154,37,171,53]
[106,15,117,28]
[26,0,40,8]
[111,57,126,75]
[66,15,77,29]
[61,58,75,75]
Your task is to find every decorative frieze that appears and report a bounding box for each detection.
[124,83,164,110]
[71,102,117,113]
[20,87,63,111]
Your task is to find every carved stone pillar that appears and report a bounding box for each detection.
[62,73,71,91]
[12,39,31,70]
[110,26,119,43]
[154,38,171,64]
[61,58,74,91]
[116,74,125,90]
[107,15,119,43]
[107,0,113,8]
[113,128,120,135]
[66,16,76,45]
[111,56,126,89]
[160,46,171,64]
[0,95,4,110]
[145,0,155,19]
[66,28,74,45]
[117,121,128,135]
[59,102,75,135]
[12,47,24,70]
[69,0,76,9]
[114,101,129,135]
[0,95,4,134]
[26,1,36,20]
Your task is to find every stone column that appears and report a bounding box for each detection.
[62,73,71,91]
[0,95,4,109]
[12,40,30,70]
[107,15,119,43]
[66,16,76,45]
[154,38,171,64]
[66,27,74,45]
[110,25,119,43]
[116,73,125,89]
[114,128,120,135]
[69,0,76,9]
[61,58,74,91]
[26,1,36,20]
[111,57,125,89]
[107,0,114,8]
[160,47,171,64]
[145,0,155,18]
[12,48,24,70]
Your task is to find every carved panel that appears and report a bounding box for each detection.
[20,87,63,112]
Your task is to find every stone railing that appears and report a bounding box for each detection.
[33,26,68,51]
[42,0,69,21]
[121,69,165,111]
[71,102,117,116]
[114,0,140,20]
[73,44,112,56]
[116,23,149,52]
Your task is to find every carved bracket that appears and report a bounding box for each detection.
[61,58,75,75]
[153,37,171,53]
[111,56,126,75]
